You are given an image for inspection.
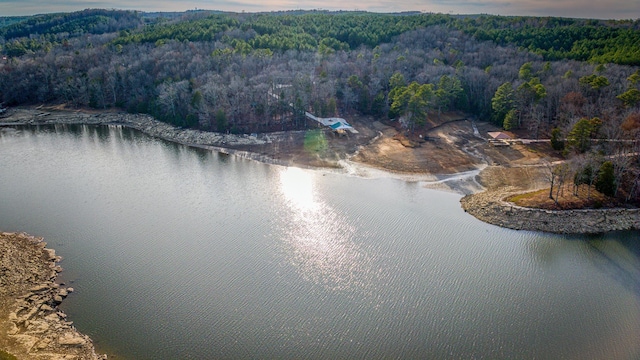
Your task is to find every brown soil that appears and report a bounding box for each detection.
[349,112,487,174]
[351,121,481,174]
[227,114,382,169]
[229,111,493,175]
[507,184,618,210]
[475,165,549,192]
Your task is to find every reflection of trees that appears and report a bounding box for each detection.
[586,236,640,297]
[526,233,640,296]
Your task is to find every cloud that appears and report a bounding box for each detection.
[0,0,638,19]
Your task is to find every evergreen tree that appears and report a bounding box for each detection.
[595,161,616,197]
[617,88,640,108]
[550,128,564,151]
[518,62,533,80]
[503,109,517,130]
[491,82,515,126]
[567,118,597,153]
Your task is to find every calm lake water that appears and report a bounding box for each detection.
[1,124,639,359]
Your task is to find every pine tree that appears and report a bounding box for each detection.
[503,109,517,130]
[595,161,616,197]
[491,82,515,126]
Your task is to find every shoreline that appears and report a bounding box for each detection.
[461,189,640,234]
[2,106,638,234]
[0,232,106,360]
[0,107,637,358]
[0,106,485,188]
[459,166,640,234]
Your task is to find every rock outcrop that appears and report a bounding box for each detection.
[0,232,106,360]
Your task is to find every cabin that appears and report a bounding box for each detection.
[304,112,358,134]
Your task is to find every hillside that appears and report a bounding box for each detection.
[0,9,638,204]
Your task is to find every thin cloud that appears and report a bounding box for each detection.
[0,0,638,19]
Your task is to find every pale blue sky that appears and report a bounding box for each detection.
[0,0,638,19]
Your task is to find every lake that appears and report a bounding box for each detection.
[1,124,639,359]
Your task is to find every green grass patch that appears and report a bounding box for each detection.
[303,129,328,153]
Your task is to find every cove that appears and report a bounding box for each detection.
[1,124,639,359]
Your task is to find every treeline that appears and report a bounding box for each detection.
[461,16,640,65]
[0,16,30,28]
[111,12,640,65]
[112,12,453,52]
[0,9,142,57]
[3,10,640,64]
[1,9,141,39]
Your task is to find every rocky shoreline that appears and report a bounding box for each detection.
[0,107,373,170]
[0,232,106,360]
[0,107,270,147]
[461,188,640,234]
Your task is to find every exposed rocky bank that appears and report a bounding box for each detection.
[461,188,640,234]
[0,107,379,169]
[0,232,105,360]
[0,107,268,147]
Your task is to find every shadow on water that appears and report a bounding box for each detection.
[527,230,640,296]
[584,232,640,297]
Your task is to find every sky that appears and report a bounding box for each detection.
[0,0,639,20]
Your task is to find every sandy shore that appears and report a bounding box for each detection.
[0,232,105,360]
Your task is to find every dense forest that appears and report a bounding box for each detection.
[1,9,639,202]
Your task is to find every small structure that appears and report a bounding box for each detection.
[268,84,358,134]
[488,131,512,140]
[306,112,357,133]
[487,131,512,146]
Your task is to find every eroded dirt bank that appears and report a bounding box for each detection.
[0,232,106,360]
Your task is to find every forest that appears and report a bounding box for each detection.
[1,9,639,203]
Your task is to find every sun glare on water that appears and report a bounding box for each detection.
[277,167,375,292]
[279,167,317,210]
